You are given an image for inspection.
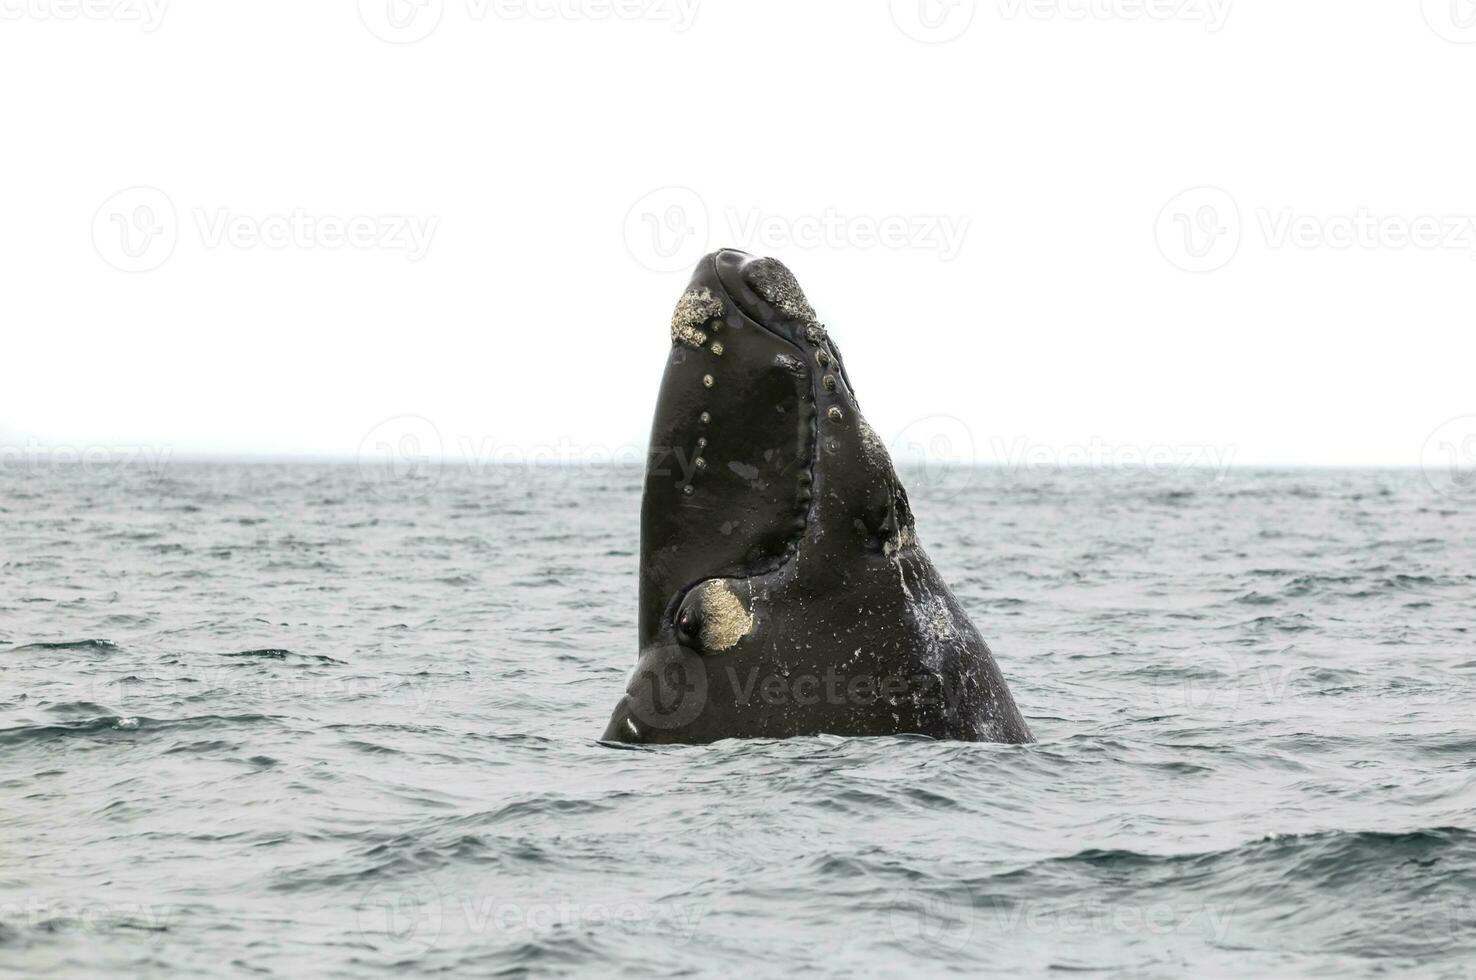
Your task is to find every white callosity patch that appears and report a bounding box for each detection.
[696,580,754,652]
[746,258,817,322]
[883,523,917,560]
[857,419,890,470]
[671,286,725,349]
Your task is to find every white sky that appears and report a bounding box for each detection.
[2,0,1474,468]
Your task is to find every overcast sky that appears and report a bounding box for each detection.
[3,0,1474,470]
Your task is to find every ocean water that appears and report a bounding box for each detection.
[2,461,1474,977]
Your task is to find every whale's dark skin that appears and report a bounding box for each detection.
[601,250,1031,745]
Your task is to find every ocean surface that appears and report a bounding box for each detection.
[2,461,1474,977]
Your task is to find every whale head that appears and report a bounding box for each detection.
[602,249,1030,745]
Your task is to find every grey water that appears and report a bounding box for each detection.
[2,461,1474,977]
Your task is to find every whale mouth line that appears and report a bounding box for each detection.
[662,250,824,632]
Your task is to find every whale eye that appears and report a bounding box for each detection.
[675,605,704,649]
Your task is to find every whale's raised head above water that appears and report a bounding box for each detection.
[602,250,1031,745]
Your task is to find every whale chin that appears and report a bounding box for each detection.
[603,250,1032,745]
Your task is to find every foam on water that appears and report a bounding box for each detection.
[1,463,1473,975]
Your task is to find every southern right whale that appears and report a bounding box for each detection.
[602,249,1031,745]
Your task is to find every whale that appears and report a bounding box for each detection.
[601,249,1031,745]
